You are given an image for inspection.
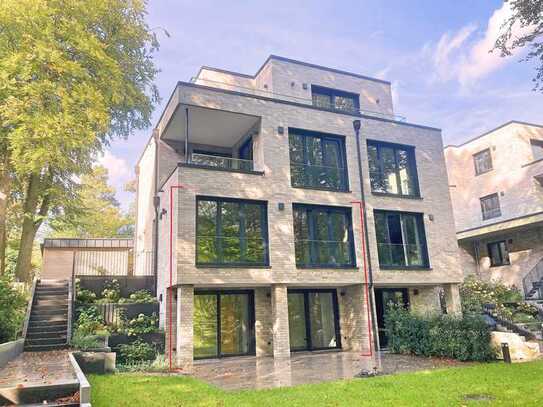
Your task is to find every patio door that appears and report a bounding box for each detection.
[375,288,409,348]
[193,291,255,359]
[287,289,341,351]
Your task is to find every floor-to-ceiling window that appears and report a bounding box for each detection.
[287,289,341,351]
[193,291,255,359]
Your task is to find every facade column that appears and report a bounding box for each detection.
[254,287,273,357]
[443,283,462,315]
[271,284,290,359]
[176,284,194,372]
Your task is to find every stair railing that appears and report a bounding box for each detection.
[68,257,76,345]
[522,258,543,299]
[21,277,38,340]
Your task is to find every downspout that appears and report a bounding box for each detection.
[353,119,378,351]
[153,129,160,297]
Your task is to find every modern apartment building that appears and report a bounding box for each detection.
[134,55,462,372]
[445,121,543,300]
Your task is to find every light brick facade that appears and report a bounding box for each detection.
[135,56,462,370]
[445,121,543,293]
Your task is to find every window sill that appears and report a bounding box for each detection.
[291,185,351,193]
[296,265,358,270]
[475,169,493,176]
[489,263,511,268]
[195,264,271,269]
[522,157,543,168]
[379,266,432,271]
[179,162,265,175]
[371,192,422,200]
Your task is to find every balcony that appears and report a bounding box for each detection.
[190,152,254,172]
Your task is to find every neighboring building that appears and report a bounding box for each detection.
[444,121,543,299]
[134,55,462,371]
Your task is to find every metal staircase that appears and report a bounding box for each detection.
[24,279,71,351]
[523,258,543,300]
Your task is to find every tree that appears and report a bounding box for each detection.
[0,0,159,281]
[494,0,543,91]
[49,165,133,238]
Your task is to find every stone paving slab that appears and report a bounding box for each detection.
[0,351,77,390]
[193,351,467,390]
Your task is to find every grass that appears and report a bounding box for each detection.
[89,359,543,406]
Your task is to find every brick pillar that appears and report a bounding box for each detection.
[271,284,290,359]
[176,285,194,372]
[338,284,371,353]
[443,283,462,315]
[165,288,177,363]
[255,287,273,357]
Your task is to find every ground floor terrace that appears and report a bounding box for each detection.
[163,282,460,372]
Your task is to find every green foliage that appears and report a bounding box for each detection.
[100,279,121,303]
[0,276,26,343]
[118,290,156,304]
[118,339,156,364]
[385,306,496,361]
[71,330,104,351]
[75,306,107,336]
[115,353,167,372]
[125,313,158,336]
[460,276,523,320]
[77,289,97,304]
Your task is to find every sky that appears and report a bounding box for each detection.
[102,0,543,209]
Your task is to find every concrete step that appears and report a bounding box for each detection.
[31,306,68,314]
[26,337,68,346]
[35,292,68,298]
[28,322,68,332]
[27,330,67,339]
[0,380,78,405]
[30,314,68,324]
[23,343,68,352]
[34,298,69,307]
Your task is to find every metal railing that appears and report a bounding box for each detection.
[196,236,267,264]
[21,278,38,340]
[190,153,254,172]
[377,243,424,268]
[523,258,543,299]
[482,208,502,221]
[190,77,407,122]
[290,163,348,190]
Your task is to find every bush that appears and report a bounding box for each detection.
[76,289,97,304]
[385,306,496,361]
[118,339,156,364]
[101,279,121,303]
[75,306,108,336]
[0,276,27,343]
[71,330,104,350]
[118,289,156,304]
[125,313,158,336]
[116,353,168,372]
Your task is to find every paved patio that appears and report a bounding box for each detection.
[192,351,467,390]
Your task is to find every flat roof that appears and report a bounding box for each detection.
[42,238,133,249]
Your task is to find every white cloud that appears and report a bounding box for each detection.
[98,151,131,184]
[430,2,531,87]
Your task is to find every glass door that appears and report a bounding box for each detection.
[193,291,254,359]
[375,288,409,348]
[287,289,340,351]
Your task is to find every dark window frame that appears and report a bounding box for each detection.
[311,85,360,113]
[480,193,501,221]
[288,128,350,192]
[473,148,493,176]
[292,203,356,268]
[287,288,342,352]
[195,196,270,267]
[487,240,510,267]
[373,209,430,270]
[193,289,256,359]
[367,139,421,198]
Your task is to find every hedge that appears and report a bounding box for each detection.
[384,306,496,361]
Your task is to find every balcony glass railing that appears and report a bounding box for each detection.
[290,163,348,191]
[190,153,254,172]
[196,236,267,265]
[482,208,502,221]
[377,243,425,268]
[294,239,354,267]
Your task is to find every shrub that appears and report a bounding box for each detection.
[75,306,107,336]
[118,339,156,364]
[101,279,121,303]
[76,289,97,304]
[125,313,158,336]
[71,330,104,350]
[385,306,496,361]
[118,289,156,304]
[0,276,27,343]
[116,353,167,372]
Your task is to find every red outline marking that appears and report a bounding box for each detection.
[351,200,373,357]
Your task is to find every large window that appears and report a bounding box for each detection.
[488,240,510,267]
[374,210,429,269]
[311,85,359,113]
[530,139,543,162]
[473,148,493,175]
[367,140,420,197]
[289,129,348,191]
[293,204,355,268]
[196,197,269,266]
[480,193,501,220]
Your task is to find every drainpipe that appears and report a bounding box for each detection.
[153,130,160,297]
[353,119,378,351]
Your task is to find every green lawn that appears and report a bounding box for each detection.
[89,360,543,406]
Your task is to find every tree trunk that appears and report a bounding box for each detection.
[14,173,49,282]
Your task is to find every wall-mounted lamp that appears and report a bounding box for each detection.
[428,214,435,222]
[413,289,419,296]
[278,203,285,211]
[290,81,296,87]
[277,126,284,135]
[340,290,346,297]
[159,294,163,302]
[500,191,505,197]
[302,83,308,90]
